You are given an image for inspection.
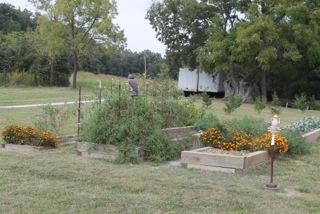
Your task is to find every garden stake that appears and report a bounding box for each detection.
[266,115,280,189]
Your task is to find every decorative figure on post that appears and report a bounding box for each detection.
[266,115,281,189]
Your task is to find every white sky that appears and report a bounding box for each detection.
[0,0,166,55]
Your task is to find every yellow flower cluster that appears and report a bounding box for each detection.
[200,128,288,153]
[2,124,59,148]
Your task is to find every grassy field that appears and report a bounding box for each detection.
[0,142,320,213]
[199,98,320,126]
[1,72,320,213]
[1,71,320,138]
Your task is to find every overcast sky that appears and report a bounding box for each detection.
[0,0,166,55]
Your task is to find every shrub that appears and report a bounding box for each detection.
[293,93,308,112]
[226,116,267,137]
[224,94,243,114]
[202,92,212,108]
[283,117,320,133]
[254,96,267,114]
[282,130,310,155]
[269,91,281,114]
[155,99,204,128]
[82,95,202,162]
[0,71,37,87]
[194,113,221,131]
[308,95,320,110]
[2,124,59,148]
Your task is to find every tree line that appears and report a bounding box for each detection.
[0,2,164,88]
[147,0,320,99]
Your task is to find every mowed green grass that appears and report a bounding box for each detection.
[1,71,320,137]
[0,87,96,106]
[199,98,320,125]
[0,143,320,213]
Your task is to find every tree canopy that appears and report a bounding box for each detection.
[147,0,320,99]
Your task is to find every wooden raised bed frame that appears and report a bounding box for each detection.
[181,147,269,173]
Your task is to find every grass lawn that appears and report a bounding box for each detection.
[0,87,95,106]
[196,98,320,125]
[0,143,320,213]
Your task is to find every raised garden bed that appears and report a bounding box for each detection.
[76,142,119,160]
[181,147,269,173]
[0,141,75,154]
[302,128,320,143]
[0,143,50,154]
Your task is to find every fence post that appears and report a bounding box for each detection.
[99,80,102,105]
[77,86,81,138]
[118,82,121,118]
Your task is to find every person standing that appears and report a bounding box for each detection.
[128,74,139,97]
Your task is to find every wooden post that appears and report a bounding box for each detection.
[118,82,121,118]
[99,80,102,105]
[77,86,81,138]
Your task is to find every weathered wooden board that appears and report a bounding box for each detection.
[302,128,320,143]
[181,147,269,173]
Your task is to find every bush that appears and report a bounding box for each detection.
[283,117,320,133]
[226,116,267,137]
[282,130,310,155]
[0,71,37,86]
[308,95,320,110]
[82,95,202,162]
[194,113,221,131]
[2,124,59,148]
[224,94,243,114]
[156,99,204,128]
[269,91,281,114]
[293,93,308,112]
[254,96,267,114]
[202,92,213,108]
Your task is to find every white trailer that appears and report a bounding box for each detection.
[178,68,225,95]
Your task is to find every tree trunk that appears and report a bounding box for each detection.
[72,50,78,89]
[261,70,267,98]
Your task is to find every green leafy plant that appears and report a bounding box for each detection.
[34,105,74,137]
[224,94,243,114]
[226,116,267,137]
[283,117,320,133]
[308,95,320,110]
[293,93,308,112]
[82,95,202,163]
[282,130,310,156]
[194,113,221,131]
[202,91,213,108]
[269,91,281,115]
[254,96,267,114]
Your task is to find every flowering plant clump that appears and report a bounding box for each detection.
[2,124,59,148]
[253,133,289,153]
[200,128,288,154]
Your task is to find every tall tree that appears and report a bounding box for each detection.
[36,16,67,85]
[32,0,126,88]
[0,3,36,34]
[147,0,216,69]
